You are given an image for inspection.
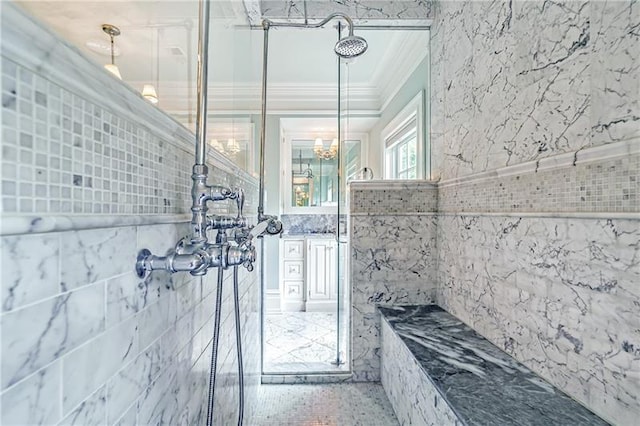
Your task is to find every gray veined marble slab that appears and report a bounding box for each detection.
[379,305,610,426]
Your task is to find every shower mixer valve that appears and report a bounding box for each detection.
[135,184,261,279]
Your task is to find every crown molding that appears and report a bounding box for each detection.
[132,81,382,112]
[372,31,429,112]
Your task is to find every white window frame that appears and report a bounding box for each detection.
[381,90,426,180]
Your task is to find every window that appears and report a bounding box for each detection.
[385,118,418,179]
[382,91,426,180]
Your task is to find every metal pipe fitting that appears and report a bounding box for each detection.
[207,215,247,230]
[136,248,209,278]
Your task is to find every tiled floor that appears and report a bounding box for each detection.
[264,312,347,373]
[247,384,400,425]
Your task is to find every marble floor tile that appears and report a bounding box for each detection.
[247,383,399,426]
[264,312,345,374]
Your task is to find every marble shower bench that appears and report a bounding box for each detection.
[379,305,609,426]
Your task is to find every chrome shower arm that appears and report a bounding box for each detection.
[262,12,355,35]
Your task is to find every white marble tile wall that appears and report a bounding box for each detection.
[430,0,639,182]
[259,0,433,20]
[349,188,438,381]
[428,1,639,424]
[0,224,261,426]
[437,216,639,425]
[0,3,261,425]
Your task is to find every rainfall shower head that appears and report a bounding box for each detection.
[335,34,368,58]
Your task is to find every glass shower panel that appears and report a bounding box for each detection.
[207,13,259,177]
[336,22,351,369]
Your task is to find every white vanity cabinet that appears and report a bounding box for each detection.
[280,239,305,311]
[279,236,338,312]
[305,238,338,311]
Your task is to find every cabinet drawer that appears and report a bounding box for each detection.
[283,260,304,279]
[283,280,304,300]
[283,240,304,259]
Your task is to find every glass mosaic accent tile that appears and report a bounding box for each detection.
[1,58,255,216]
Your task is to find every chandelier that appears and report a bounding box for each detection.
[313,138,338,160]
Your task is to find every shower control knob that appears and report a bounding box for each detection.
[266,218,283,235]
[241,243,256,272]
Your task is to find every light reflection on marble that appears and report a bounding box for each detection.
[380,305,609,426]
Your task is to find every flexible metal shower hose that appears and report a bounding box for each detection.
[206,265,245,426]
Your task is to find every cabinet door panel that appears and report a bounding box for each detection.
[307,240,337,302]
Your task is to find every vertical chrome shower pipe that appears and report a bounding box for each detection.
[188,0,239,246]
[194,0,210,167]
[257,19,270,221]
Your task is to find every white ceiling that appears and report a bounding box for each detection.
[16,1,429,119]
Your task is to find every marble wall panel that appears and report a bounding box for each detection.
[436,215,640,425]
[259,0,433,20]
[0,362,61,426]
[1,282,106,389]
[350,212,438,381]
[590,0,640,145]
[1,233,59,312]
[59,226,136,291]
[429,2,639,423]
[431,0,639,182]
[58,386,107,426]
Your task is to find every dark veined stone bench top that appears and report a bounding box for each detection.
[378,305,609,426]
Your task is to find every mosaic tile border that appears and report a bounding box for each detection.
[1,3,257,222]
[349,140,638,216]
[438,143,639,215]
[1,57,257,218]
[349,181,438,214]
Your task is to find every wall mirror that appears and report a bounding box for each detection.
[282,129,366,214]
[206,119,255,175]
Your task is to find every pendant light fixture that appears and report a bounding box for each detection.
[102,24,122,80]
[313,137,338,160]
[142,27,160,104]
[142,84,158,104]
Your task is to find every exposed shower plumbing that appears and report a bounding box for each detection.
[260,12,368,59]
[135,187,258,277]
